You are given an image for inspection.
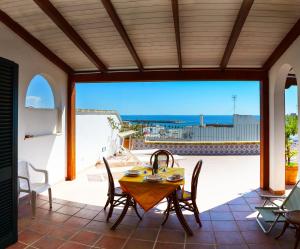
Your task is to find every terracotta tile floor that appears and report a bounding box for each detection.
[11,190,298,249]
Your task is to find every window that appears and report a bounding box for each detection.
[25,75,55,109]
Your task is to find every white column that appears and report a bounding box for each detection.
[269,64,291,192]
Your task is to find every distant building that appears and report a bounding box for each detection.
[146,115,260,142]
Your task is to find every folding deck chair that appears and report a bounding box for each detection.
[256,180,300,234]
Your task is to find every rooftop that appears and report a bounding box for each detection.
[16,154,297,249]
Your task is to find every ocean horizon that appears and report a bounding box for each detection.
[121,114,260,127]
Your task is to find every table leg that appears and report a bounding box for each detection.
[171,191,193,236]
[111,194,131,230]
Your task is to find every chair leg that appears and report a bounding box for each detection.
[162,198,171,225]
[106,200,114,222]
[48,188,52,210]
[294,229,300,249]
[104,196,110,210]
[276,221,289,239]
[133,200,142,220]
[31,191,37,218]
[192,200,201,227]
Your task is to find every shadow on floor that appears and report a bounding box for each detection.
[12,189,297,249]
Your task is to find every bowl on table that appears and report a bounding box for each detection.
[144,174,163,182]
[166,174,183,182]
[124,170,140,177]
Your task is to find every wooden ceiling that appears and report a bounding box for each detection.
[0,0,300,76]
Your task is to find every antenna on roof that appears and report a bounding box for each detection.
[232,95,237,115]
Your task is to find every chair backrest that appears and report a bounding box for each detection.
[150,150,174,168]
[191,160,203,200]
[103,157,115,196]
[18,161,30,192]
[18,161,30,179]
[283,180,300,210]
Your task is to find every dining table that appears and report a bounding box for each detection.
[110,165,193,236]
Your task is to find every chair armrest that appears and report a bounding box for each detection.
[260,194,286,199]
[28,163,49,184]
[272,209,287,215]
[18,176,31,192]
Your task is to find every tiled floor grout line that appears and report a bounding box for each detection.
[210,216,218,249]
[120,219,140,249]
[90,233,104,248]
[151,225,162,249]
[183,229,187,249]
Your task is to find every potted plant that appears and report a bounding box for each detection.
[285,114,298,185]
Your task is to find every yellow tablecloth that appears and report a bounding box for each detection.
[119,167,184,211]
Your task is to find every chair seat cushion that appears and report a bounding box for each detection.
[256,206,286,222]
[176,190,191,201]
[115,187,126,196]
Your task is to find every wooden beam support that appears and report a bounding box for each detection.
[101,0,143,71]
[263,19,300,70]
[171,0,182,69]
[0,9,73,74]
[220,0,254,69]
[73,68,266,82]
[260,75,270,190]
[66,75,76,180]
[34,0,107,72]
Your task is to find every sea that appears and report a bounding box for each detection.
[121,115,260,127]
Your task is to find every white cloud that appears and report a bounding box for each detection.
[26,95,42,108]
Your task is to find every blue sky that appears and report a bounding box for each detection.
[25,77,298,115]
[25,75,55,108]
[285,86,298,114]
[76,81,261,115]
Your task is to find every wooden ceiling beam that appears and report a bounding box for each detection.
[171,0,182,69]
[101,0,143,71]
[0,9,73,74]
[220,0,254,69]
[263,19,300,71]
[72,68,267,82]
[33,0,107,72]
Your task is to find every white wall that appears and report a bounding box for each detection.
[269,37,300,192]
[0,23,68,184]
[76,113,121,172]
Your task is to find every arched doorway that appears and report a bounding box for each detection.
[270,64,299,193]
[285,69,299,185]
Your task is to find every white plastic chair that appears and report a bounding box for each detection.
[18,161,52,217]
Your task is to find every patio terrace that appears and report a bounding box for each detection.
[1,0,300,248]
[13,155,296,249]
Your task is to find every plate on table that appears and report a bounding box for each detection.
[124,170,140,177]
[144,175,164,182]
[166,175,184,182]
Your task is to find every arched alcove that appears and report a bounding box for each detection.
[25,74,55,109]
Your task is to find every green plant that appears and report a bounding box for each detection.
[285,114,298,166]
[120,122,144,139]
[107,117,121,131]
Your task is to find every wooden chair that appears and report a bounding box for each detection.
[162,160,203,226]
[276,210,300,249]
[150,149,174,168]
[103,157,142,222]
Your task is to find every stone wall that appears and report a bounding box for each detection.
[132,139,260,155]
